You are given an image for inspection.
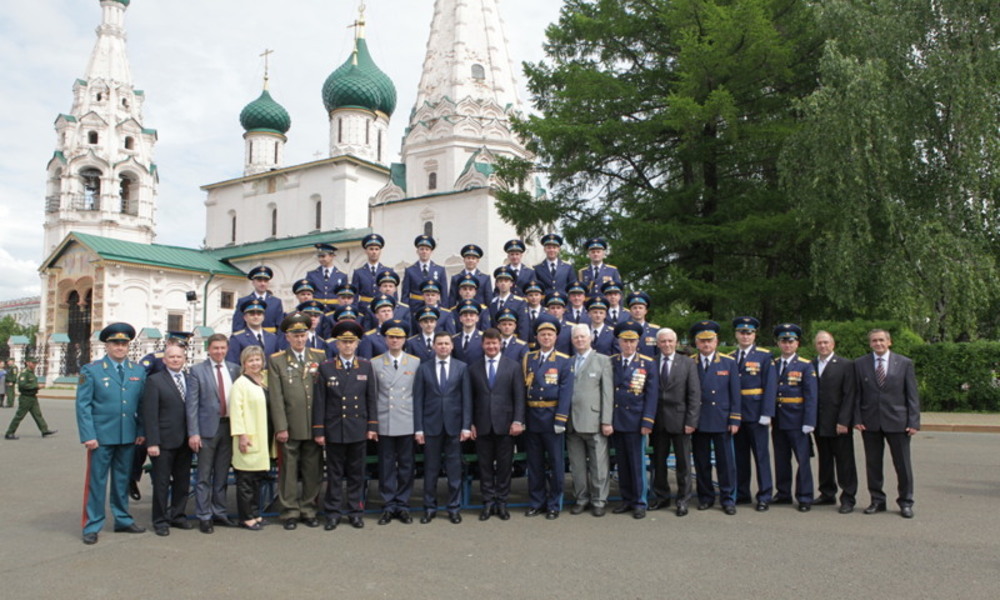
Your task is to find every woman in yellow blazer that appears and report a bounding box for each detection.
[230,345,270,530]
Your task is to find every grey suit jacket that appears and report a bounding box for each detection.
[186,358,241,439]
[855,351,920,432]
[372,352,420,436]
[568,352,613,434]
[655,352,701,434]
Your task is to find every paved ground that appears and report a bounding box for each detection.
[1,400,997,599]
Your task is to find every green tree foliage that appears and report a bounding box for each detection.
[0,316,37,360]
[782,0,1000,341]
[910,342,1000,412]
[496,0,823,326]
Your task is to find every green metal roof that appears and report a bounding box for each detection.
[209,228,371,260]
[389,163,406,191]
[53,233,245,277]
[8,335,30,345]
[57,113,77,123]
[240,89,291,134]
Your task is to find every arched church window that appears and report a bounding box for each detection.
[119,173,137,214]
[428,172,437,190]
[231,213,237,243]
[424,221,433,237]
[124,136,134,150]
[471,64,486,80]
[96,92,103,102]
[46,168,62,213]
[315,200,322,230]
[274,142,279,163]
[366,120,371,144]
[377,131,383,162]
[338,118,343,144]
[80,168,101,210]
[88,131,98,145]
[271,208,278,237]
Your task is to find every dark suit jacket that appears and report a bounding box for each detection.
[413,357,473,437]
[142,370,190,450]
[655,352,701,434]
[854,352,920,432]
[186,358,241,439]
[313,357,378,444]
[468,355,525,436]
[814,354,856,436]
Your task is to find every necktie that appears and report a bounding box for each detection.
[703,357,710,372]
[780,360,789,378]
[531,310,537,321]
[610,310,617,322]
[488,359,496,388]
[117,363,124,380]
[464,335,470,350]
[738,350,745,369]
[422,264,429,278]
[393,358,398,370]
[425,337,432,349]
[323,269,329,281]
[661,357,670,385]
[549,263,556,278]
[593,266,599,281]
[344,360,352,371]
[371,264,377,276]
[497,298,504,312]
[439,360,447,386]
[502,339,509,351]
[174,373,186,396]
[215,364,227,417]
[876,357,886,387]
[576,354,585,372]
[256,332,263,346]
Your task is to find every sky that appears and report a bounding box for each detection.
[0,0,563,301]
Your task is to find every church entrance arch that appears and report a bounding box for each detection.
[66,289,92,374]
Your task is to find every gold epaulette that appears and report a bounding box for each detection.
[232,329,246,336]
[638,353,654,362]
[648,323,660,329]
[554,351,570,359]
[307,348,326,355]
[719,352,734,359]
[270,350,286,358]
[263,327,276,333]
[365,329,377,335]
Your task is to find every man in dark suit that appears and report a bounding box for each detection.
[186,333,241,533]
[414,331,473,524]
[469,329,525,520]
[649,327,701,517]
[142,344,194,536]
[533,233,575,295]
[314,321,378,530]
[855,329,920,518]
[813,331,858,513]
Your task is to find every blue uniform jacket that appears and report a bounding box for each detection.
[773,355,818,430]
[351,263,387,303]
[406,335,437,363]
[226,329,280,364]
[508,265,535,295]
[579,263,623,295]
[76,356,147,444]
[695,353,741,433]
[402,262,449,308]
[357,330,387,359]
[449,270,493,307]
[139,352,166,375]
[736,345,778,422]
[306,266,348,304]
[485,295,529,340]
[522,350,574,432]
[232,292,284,332]
[532,260,575,295]
[591,325,620,356]
[611,354,658,432]
[636,321,660,359]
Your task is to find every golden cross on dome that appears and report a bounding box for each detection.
[260,48,274,88]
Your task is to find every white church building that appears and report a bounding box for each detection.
[34,0,543,379]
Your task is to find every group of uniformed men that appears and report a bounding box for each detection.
[73,231,920,543]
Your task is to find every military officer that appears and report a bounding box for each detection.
[522,314,574,519]
[533,233,575,294]
[76,323,148,544]
[585,296,619,356]
[352,233,388,303]
[227,298,280,364]
[406,306,441,363]
[495,308,529,363]
[295,301,331,355]
[372,319,420,525]
[269,313,327,530]
[579,237,623,295]
[449,244,492,306]
[314,321,378,530]
[410,280,455,335]
[690,320,741,515]
[232,265,284,332]
[4,359,18,408]
[364,269,410,327]
[522,280,546,348]
[306,243,348,306]
[625,291,659,358]
[359,294,398,359]
[487,266,528,339]
[502,239,536,294]
[452,300,485,364]
[4,357,56,440]
[451,275,491,332]
[731,317,778,511]
[771,323,818,511]
[601,281,629,325]
[402,235,449,308]
[609,321,658,519]
[290,278,316,307]
[565,281,591,326]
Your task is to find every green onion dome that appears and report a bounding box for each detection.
[239,89,291,134]
[322,38,396,116]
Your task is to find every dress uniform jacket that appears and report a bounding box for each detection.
[231,292,284,332]
[532,260,575,295]
[486,295,529,340]
[402,262,449,307]
[580,263,623,295]
[522,350,574,432]
[449,270,493,307]
[358,329,389,359]
[500,337,529,363]
[610,354,658,433]
[508,265,535,295]
[564,306,592,327]
[77,357,147,445]
[313,356,378,444]
[410,306,456,337]
[452,330,484,364]
[450,306,491,333]
[352,263,387,303]
[269,348,326,439]
[636,321,660,359]
[591,325,619,356]
[372,353,420,436]
[735,346,777,423]
[226,329,280,364]
[694,353,741,432]
[306,266,348,305]
[773,356,818,430]
[406,335,437,363]
[139,352,167,375]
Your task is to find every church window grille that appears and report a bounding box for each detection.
[167,314,184,332]
[118,174,136,214]
[220,291,235,309]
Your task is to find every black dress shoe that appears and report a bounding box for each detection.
[4,434,18,440]
[199,520,214,534]
[633,508,646,519]
[675,505,688,517]
[524,507,543,517]
[570,502,589,515]
[723,505,737,516]
[420,512,436,524]
[697,503,713,511]
[283,519,298,530]
[900,506,914,519]
[398,511,413,524]
[545,510,559,520]
[611,503,631,514]
[772,497,793,505]
[863,503,887,515]
[213,516,237,528]
[324,517,340,531]
[449,512,462,524]
[348,516,364,529]
[479,509,491,521]
[756,502,769,512]
[377,512,393,525]
[155,527,170,537]
[128,481,141,501]
[42,430,58,437]
[838,504,855,514]
[592,505,606,517]
[82,532,98,545]
[114,523,146,533]
[648,499,670,511]
[301,517,320,528]
[497,507,511,521]
[797,504,811,512]
[171,518,193,530]
[814,495,837,506]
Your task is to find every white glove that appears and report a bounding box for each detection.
[802,425,815,435]
[554,425,566,435]
[758,416,771,426]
